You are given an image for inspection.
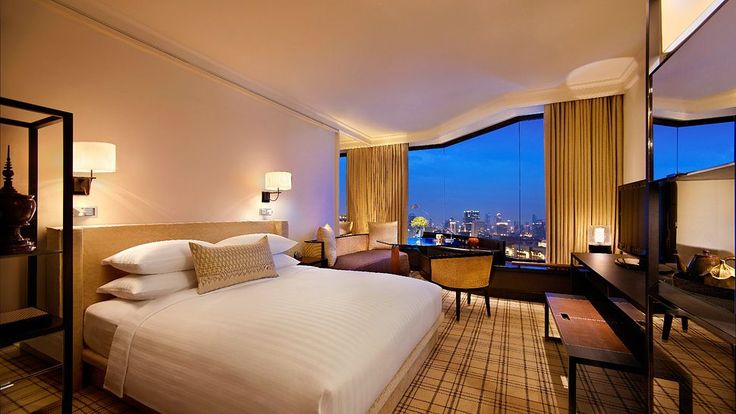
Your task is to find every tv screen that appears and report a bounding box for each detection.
[617,180,678,263]
[618,181,647,257]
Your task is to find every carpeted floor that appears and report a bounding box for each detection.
[2,292,733,413]
[396,290,734,413]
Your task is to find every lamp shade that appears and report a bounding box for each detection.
[588,225,611,246]
[264,171,292,191]
[73,142,116,173]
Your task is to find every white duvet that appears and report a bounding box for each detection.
[104,265,441,414]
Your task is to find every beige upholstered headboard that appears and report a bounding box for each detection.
[46,220,288,389]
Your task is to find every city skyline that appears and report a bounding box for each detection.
[339,118,545,225]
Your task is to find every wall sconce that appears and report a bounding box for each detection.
[261,171,291,202]
[588,225,612,254]
[73,142,116,195]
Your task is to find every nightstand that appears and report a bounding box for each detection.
[299,257,328,268]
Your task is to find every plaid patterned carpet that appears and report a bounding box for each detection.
[396,290,734,414]
[2,291,733,413]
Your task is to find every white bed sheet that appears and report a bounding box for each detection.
[104,265,441,414]
[84,298,148,357]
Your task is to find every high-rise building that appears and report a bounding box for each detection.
[446,218,458,234]
[531,218,546,240]
[493,212,511,236]
[463,210,480,224]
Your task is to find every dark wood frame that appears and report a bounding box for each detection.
[0,97,74,414]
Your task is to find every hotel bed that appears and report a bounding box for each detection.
[49,221,442,414]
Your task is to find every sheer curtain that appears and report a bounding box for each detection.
[545,95,624,264]
[346,143,409,243]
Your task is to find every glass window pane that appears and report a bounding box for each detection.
[338,156,347,219]
[405,117,545,261]
[653,124,678,180]
[676,121,734,173]
[442,124,520,240]
[408,147,447,232]
[519,118,546,261]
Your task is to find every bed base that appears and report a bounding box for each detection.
[82,314,441,413]
[368,313,441,414]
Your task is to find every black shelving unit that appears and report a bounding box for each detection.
[0,97,73,414]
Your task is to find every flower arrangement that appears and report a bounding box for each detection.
[411,216,429,228]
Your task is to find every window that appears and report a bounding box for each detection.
[339,155,347,220]
[408,116,546,261]
[653,118,735,180]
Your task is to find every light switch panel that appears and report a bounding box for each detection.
[74,206,97,217]
[259,208,273,216]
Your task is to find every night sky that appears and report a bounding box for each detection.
[653,121,735,180]
[340,119,734,224]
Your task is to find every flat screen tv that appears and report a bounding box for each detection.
[617,180,677,264]
[618,181,648,258]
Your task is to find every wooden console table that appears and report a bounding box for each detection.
[563,254,695,413]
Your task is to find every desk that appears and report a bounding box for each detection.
[571,253,735,347]
[571,253,646,310]
[399,240,503,273]
[567,254,694,413]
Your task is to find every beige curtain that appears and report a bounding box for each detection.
[346,143,409,243]
[545,95,623,264]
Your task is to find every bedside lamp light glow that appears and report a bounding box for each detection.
[262,171,292,202]
[588,225,611,246]
[73,142,116,195]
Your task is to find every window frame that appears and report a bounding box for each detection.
[409,114,543,152]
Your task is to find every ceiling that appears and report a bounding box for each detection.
[653,0,736,120]
[55,0,646,147]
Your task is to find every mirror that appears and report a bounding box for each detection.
[653,1,736,122]
[649,1,735,412]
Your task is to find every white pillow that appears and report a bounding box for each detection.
[273,253,300,269]
[317,224,337,267]
[97,270,196,300]
[102,240,213,274]
[216,233,298,254]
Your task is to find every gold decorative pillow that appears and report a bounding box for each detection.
[189,237,277,294]
[338,221,353,235]
[368,221,398,250]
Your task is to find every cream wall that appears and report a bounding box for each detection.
[623,49,647,184]
[0,0,337,309]
[677,180,735,255]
